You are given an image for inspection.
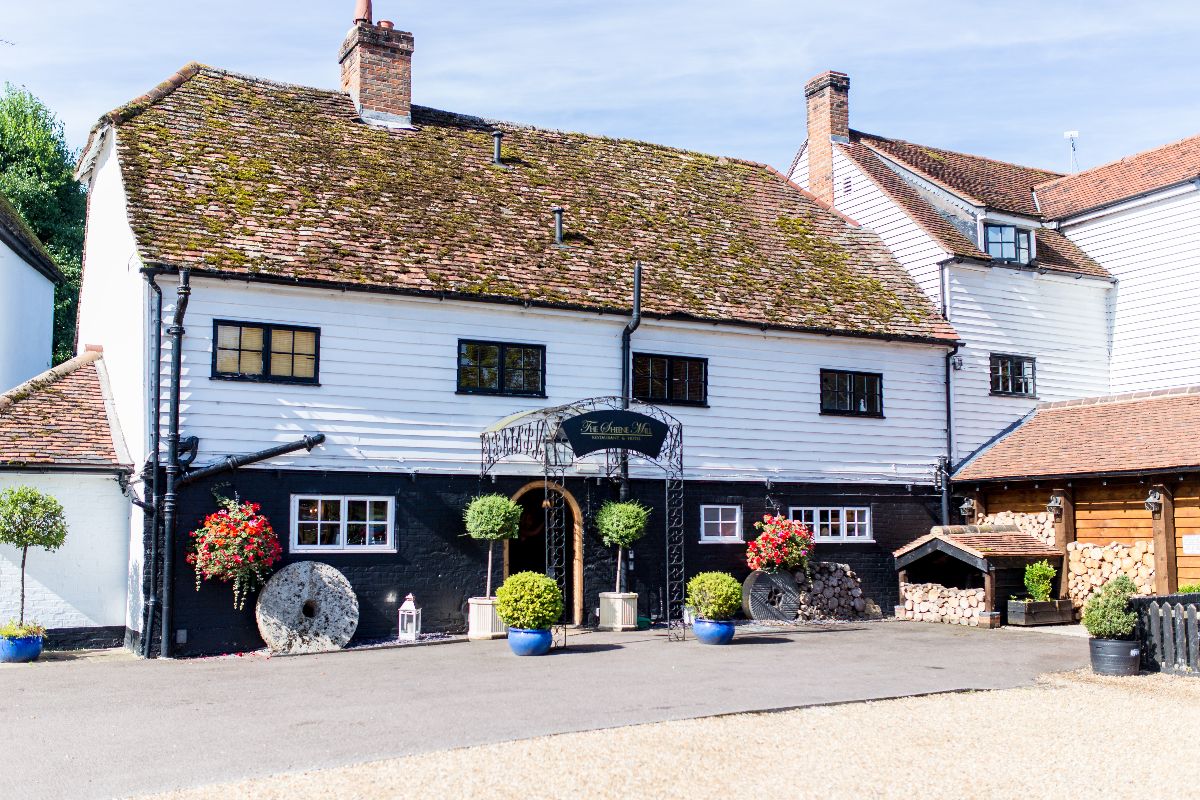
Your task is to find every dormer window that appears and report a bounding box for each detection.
[984,224,1031,264]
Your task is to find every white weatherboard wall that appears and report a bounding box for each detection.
[828,148,949,307]
[0,238,55,390]
[948,264,1110,461]
[155,276,951,485]
[0,472,131,630]
[1062,185,1200,393]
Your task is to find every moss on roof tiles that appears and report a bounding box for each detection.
[110,65,956,342]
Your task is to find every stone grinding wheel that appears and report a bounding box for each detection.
[741,569,801,621]
[255,561,359,654]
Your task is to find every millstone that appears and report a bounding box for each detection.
[741,569,800,621]
[255,561,359,654]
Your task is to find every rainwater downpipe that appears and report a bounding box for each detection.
[618,262,642,503]
[160,267,191,658]
[141,271,164,658]
[942,343,959,526]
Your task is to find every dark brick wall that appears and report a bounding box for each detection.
[45,625,125,651]
[145,469,941,657]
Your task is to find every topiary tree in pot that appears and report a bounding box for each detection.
[595,500,650,631]
[686,571,742,645]
[0,486,68,663]
[495,571,564,656]
[1082,574,1140,676]
[463,494,522,641]
[1007,560,1074,626]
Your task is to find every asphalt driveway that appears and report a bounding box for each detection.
[0,621,1088,799]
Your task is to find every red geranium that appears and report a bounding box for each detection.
[187,498,282,610]
[746,514,813,573]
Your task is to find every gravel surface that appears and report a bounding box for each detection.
[142,670,1197,800]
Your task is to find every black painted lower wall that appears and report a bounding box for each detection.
[141,469,941,657]
[44,625,126,651]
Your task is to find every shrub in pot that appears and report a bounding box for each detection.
[1007,560,1074,626]
[686,571,742,645]
[0,487,67,663]
[463,494,522,640]
[1082,574,1140,676]
[495,571,564,656]
[595,500,650,631]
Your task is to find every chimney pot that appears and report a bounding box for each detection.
[354,0,372,24]
[804,70,850,207]
[378,19,394,29]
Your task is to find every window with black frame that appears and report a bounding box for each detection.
[457,339,546,396]
[212,320,319,384]
[990,353,1036,397]
[820,369,883,417]
[632,353,707,405]
[984,224,1032,264]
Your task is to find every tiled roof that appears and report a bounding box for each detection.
[953,386,1200,482]
[838,137,1110,279]
[853,131,1061,217]
[0,191,63,283]
[895,526,1061,560]
[0,351,127,470]
[1035,133,1200,219]
[93,64,956,343]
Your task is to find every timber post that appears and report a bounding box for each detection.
[1151,483,1178,595]
[1051,488,1075,599]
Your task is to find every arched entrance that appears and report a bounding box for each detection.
[505,481,585,626]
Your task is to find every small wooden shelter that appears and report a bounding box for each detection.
[894,525,1064,624]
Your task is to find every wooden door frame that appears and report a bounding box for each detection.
[505,480,585,626]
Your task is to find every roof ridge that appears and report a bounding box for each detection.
[1038,384,1200,411]
[0,350,102,413]
[1035,131,1200,191]
[853,129,1062,180]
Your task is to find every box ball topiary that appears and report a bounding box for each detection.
[1082,574,1137,640]
[686,572,742,621]
[1024,559,1057,603]
[464,494,523,597]
[495,571,564,631]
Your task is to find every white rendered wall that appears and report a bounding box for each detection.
[154,276,952,485]
[1062,186,1200,392]
[0,471,130,630]
[0,239,55,390]
[948,263,1111,461]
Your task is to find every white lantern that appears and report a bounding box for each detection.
[398,593,422,642]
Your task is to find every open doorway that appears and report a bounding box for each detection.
[505,481,584,625]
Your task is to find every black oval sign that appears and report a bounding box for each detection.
[560,410,669,459]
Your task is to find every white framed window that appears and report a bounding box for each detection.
[789,506,873,543]
[291,495,396,553]
[700,505,743,543]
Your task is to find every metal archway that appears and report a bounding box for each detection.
[481,397,685,641]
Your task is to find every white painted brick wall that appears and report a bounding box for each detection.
[0,472,131,629]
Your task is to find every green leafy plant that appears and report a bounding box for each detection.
[0,486,67,627]
[1178,583,1200,594]
[1082,574,1138,640]
[686,572,742,621]
[0,620,46,640]
[464,494,522,597]
[1024,560,1057,603]
[595,500,650,593]
[495,571,564,630]
[187,498,282,610]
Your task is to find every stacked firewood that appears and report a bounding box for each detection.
[982,511,1056,547]
[794,562,882,620]
[1066,540,1154,604]
[897,582,986,626]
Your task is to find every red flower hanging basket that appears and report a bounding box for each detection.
[746,514,813,573]
[187,499,283,610]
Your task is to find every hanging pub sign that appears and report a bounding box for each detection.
[560,410,669,459]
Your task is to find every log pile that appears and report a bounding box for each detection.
[794,562,882,620]
[982,511,1055,547]
[1066,540,1154,605]
[897,582,986,626]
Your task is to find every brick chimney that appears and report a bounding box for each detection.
[804,71,850,207]
[339,2,415,129]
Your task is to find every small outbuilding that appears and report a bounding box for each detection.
[893,525,1063,626]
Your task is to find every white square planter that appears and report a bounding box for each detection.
[467,597,507,640]
[598,592,639,631]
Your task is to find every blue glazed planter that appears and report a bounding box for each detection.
[693,618,736,645]
[0,635,44,663]
[507,627,553,656]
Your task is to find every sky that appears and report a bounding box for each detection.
[3,1,1199,175]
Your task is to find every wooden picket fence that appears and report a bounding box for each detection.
[1132,594,1200,676]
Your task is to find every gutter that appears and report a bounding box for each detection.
[618,261,642,503]
[955,464,1200,486]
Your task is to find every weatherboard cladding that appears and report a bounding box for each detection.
[100,64,955,343]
